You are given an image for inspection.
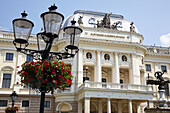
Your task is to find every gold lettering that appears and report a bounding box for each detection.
[91,33,125,38]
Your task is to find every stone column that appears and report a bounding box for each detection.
[128,100,133,113]
[98,100,102,113]
[84,98,90,113]
[97,50,101,83]
[137,103,141,113]
[78,49,83,87]
[15,52,22,83]
[107,98,111,113]
[14,52,22,92]
[118,102,121,113]
[114,52,119,83]
[78,100,83,113]
[132,54,140,84]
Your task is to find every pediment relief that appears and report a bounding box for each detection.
[2,66,14,71]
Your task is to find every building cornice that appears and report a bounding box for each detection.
[145,52,170,58]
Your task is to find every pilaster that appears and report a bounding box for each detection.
[107,98,111,113]
[78,49,83,87]
[84,97,90,113]
[128,99,133,113]
[78,100,82,113]
[96,50,101,82]
[114,52,119,83]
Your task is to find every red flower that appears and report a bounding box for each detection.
[38,77,42,79]
[44,72,47,75]
[17,66,19,68]
[34,70,37,73]
[41,68,43,71]
[44,61,49,65]
[23,72,27,76]
[64,64,67,66]
[66,79,70,83]
[60,80,63,83]
[27,79,30,83]
[58,75,61,77]
[45,79,47,81]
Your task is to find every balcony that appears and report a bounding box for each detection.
[78,81,153,92]
[76,81,153,100]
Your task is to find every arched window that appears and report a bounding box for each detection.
[122,55,127,62]
[86,52,92,59]
[56,102,72,113]
[104,54,110,60]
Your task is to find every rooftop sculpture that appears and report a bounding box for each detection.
[96,13,121,30]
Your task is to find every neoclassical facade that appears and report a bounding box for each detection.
[0,10,170,113]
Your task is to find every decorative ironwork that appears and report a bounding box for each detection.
[147,71,170,107]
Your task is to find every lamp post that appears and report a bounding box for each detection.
[147,71,170,107]
[10,91,18,107]
[12,4,82,113]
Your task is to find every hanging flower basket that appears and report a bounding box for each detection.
[18,60,73,91]
[5,106,19,113]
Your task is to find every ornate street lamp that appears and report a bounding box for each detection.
[12,4,82,113]
[10,91,18,107]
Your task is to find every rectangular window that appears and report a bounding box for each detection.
[0,100,8,107]
[44,101,50,107]
[2,74,11,88]
[6,53,13,61]
[22,100,29,107]
[145,64,151,71]
[26,55,33,62]
[161,65,167,73]
[102,78,107,87]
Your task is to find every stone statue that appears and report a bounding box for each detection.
[130,22,136,32]
[78,16,83,25]
[111,21,120,30]
[96,13,112,28]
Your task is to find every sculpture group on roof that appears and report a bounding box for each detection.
[77,12,136,32]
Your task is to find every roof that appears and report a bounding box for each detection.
[63,10,139,33]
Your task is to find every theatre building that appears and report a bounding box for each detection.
[0,10,170,113]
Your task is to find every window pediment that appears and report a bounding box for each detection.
[2,66,14,71]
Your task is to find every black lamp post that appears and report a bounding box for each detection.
[12,4,82,113]
[10,91,18,107]
[147,71,170,107]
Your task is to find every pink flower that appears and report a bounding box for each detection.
[44,61,49,65]
[53,80,57,84]
[55,80,57,84]
[51,71,55,74]
[68,71,71,75]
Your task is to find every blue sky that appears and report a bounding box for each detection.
[1,0,170,47]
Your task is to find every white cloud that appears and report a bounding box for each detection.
[160,33,170,47]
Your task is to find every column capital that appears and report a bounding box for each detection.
[84,97,90,100]
[114,51,118,54]
[97,50,101,53]
[107,98,111,100]
[128,99,132,101]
